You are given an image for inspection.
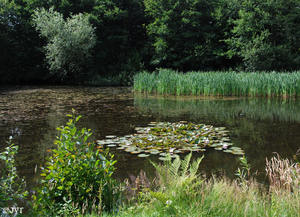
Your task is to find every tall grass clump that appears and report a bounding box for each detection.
[266,152,300,193]
[134,69,300,97]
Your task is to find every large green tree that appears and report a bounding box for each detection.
[32,7,97,81]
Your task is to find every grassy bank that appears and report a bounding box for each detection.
[134,69,300,97]
[110,153,300,217]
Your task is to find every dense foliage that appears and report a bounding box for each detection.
[31,110,122,215]
[1,0,300,84]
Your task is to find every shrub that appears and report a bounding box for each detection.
[0,138,28,211]
[31,110,123,215]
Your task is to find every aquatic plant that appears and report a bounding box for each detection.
[134,69,300,97]
[97,122,244,158]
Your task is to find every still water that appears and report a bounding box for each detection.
[1,86,300,189]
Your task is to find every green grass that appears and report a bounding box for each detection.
[96,153,300,217]
[114,154,300,217]
[134,69,300,97]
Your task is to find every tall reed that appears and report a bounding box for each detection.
[134,69,300,97]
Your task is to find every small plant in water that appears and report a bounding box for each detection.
[0,137,28,211]
[235,155,251,189]
[30,109,123,215]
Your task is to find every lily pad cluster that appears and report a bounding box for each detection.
[96,121,245,159]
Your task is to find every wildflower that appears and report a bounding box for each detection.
[166,200,172,206]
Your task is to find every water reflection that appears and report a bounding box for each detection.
[0,86,300,187]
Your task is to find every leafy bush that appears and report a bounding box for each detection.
[0,138,28,211]
[31,110,123,215]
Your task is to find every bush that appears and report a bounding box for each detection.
[0,138,28,212]
[31,110,123,215]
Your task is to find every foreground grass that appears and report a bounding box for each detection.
[117,178,300,217]
[96,154,300,217]
[134,69,300,97]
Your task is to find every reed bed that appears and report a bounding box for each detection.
[134,69,300,97]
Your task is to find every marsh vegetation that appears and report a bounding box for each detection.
[134,69,300,97]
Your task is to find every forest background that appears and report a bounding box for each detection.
[1,0,300,85]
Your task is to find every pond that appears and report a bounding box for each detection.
[1,86,300,193]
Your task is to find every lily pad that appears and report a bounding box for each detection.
[159,157,169,161]
[106,135,117,139]
[138,154,150,157]
[223,149,233,153]
[215,147,223,151]
[98,121,243,157]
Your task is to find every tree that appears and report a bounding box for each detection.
[0,0,45,83]
[144,0,222,71]
[224,0,300,71]
[32,7,97,81]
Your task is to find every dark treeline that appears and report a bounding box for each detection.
[1,0,300,85]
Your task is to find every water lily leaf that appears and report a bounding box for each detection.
[125,148,136,152]
[138,154,150,157]
[232,151,245,155]
[221,138,231,142]
[159,157,169,161]
[96,140,105,145]
[106,135,117,139]
[215,147,223,151]
[107,144,117,147]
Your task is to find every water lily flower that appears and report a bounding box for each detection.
[204,139,209,146]
[169,147,175,155]
[222,143,228,149]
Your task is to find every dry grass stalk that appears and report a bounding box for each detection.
[266,152,300,192]
[125,170,155,200]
